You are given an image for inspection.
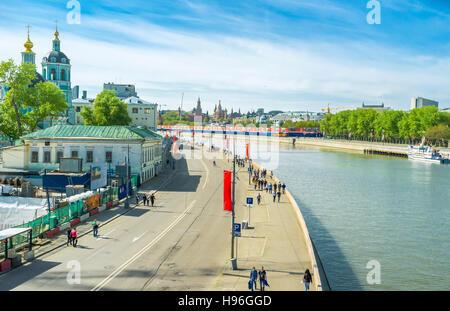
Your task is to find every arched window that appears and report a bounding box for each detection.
[61,70,65,81]
[51,69,56,80]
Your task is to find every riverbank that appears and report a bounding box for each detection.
[174,132,450,158]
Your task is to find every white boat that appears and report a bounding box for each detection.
[407,137,449,164]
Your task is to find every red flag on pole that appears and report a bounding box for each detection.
[246,143,249,160]
[173,135,177,154]
[226,138,229,149]
[223,170,232,211]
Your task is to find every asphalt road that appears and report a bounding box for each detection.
[0,147,241,291]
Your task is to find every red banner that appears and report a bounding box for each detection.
[223,170,232,211]
[226,138,229,149]
[246,144,249,160]
[173,135,177,154]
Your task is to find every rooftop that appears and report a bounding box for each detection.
[21,125,162,141]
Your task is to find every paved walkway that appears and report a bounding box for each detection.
[211,152,313,291]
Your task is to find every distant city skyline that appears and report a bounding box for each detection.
[1,0,449,112]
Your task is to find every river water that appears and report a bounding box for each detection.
[183,135,450,291]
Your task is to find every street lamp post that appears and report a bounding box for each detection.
[230,136,237,270]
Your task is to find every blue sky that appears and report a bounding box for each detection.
[1,0,449,112]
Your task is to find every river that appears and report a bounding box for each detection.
[182,134,450,291]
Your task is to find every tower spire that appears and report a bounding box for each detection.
[54,20,60,41]
[23,25,34,53]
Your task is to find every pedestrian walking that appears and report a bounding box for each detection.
[282,183,286,194]
[136,193,140,204]
[150,193,155,207]
[143,194,147,206]
[303,269,312,291]
[259,266,268,291]
[66,226,72,246]
[71,228,78,247]
[277,190,281,202]
[250,267,258,291]
[272,191,276,202]
[269,183,272,193]
[92,219,99,237]
[257,193,261,205]
[254,179,257,190]
[274,183,277,192]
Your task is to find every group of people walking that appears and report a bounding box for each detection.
[136,193,156,207]
[66,227,78,247]
[248,267,313,291]
[249,266,268,291]
[236,156,246,167]
[251,167,286,204]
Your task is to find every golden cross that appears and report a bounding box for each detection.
[26,24,31,36]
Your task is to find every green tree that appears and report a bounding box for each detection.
[0,59,68,139]
[425,124,450,141]
[281,120,295,128]
[81,90,131,126]
[0,59,36,138]
[24,81,68,131]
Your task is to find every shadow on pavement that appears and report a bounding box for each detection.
[154,157,201,192]
[0,260,61,291]
[122,208,151,218]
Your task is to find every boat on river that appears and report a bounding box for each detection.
[407,138,450,164]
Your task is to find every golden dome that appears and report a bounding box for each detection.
[54,23,60,41]
[24,25,34,53]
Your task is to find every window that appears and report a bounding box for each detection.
[31,151,38,163]
[56,151,63,163]
[144,108,151,114]
[51,69,56,80]
[62,58,66,63]
[132,108,138,113]
[61,70,66,81]
[43,151,51,163]
[76,106,81,112]
[45,141,50,146]
[51,57,56,62]
[86,150,93,163]
[105,151,112,163]
[71,150,79,158]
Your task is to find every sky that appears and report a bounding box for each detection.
[1,0,449,113]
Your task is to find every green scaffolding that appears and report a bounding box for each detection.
[9,188,111,249]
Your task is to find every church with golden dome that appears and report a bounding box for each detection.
[17,24,74,126]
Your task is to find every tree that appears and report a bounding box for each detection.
[281,120,295,128]
[24,81,68,131]
[0,59,36,138]
[81,90,131,126]
[0,59,68,139]
[425,124,450,141]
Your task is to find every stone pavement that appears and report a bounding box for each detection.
[208,150,316,291]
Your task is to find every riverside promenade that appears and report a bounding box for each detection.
[211,150,320,291]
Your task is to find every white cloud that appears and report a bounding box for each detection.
[1,16,449,112]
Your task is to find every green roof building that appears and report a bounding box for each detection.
[2,125,163,184]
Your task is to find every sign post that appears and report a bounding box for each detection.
[233,223,241,237]
[246,197,253,226]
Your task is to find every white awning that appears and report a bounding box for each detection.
[0,227,32,241]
